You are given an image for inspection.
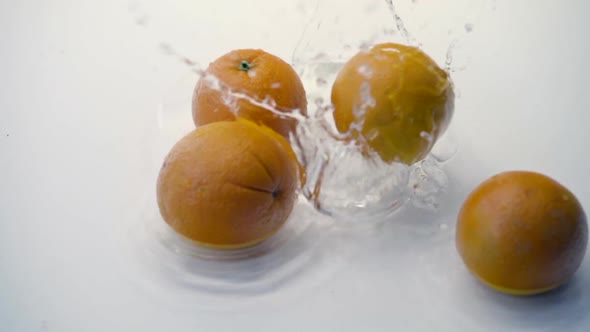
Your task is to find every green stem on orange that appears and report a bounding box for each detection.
[239,60,253,71]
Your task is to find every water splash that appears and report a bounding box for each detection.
[121,195,341,311]
[445,39,458,72]
[150,0,458,237]
[158,43,202,74]
[384,0,416,45]
[129,0,465,308]
[409,156,449,210]
[198,72,308,123]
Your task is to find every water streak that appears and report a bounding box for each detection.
[384,0,415,45]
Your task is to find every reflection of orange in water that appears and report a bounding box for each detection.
[192,49,307,138]
[156,120,301,249]
[331,43,454,164]
[456,171,588,295]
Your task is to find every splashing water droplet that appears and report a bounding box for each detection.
[384,0,415,45]
[444,40,457,72]
[316,77,327,86]
[409,157,449,211]
[157,43,202,74]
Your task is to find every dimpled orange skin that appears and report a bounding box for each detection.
[156,120,300,249]
[456,171,588,295]
[331,43,454,165]
[192,49,307,138]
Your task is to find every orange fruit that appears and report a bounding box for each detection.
[331,43,454,164]
[456,171,588,295]
[156,120,300,249]
[192,49,307,138]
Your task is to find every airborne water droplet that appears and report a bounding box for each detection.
[384,0,415,45]
[316,77,327,86]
